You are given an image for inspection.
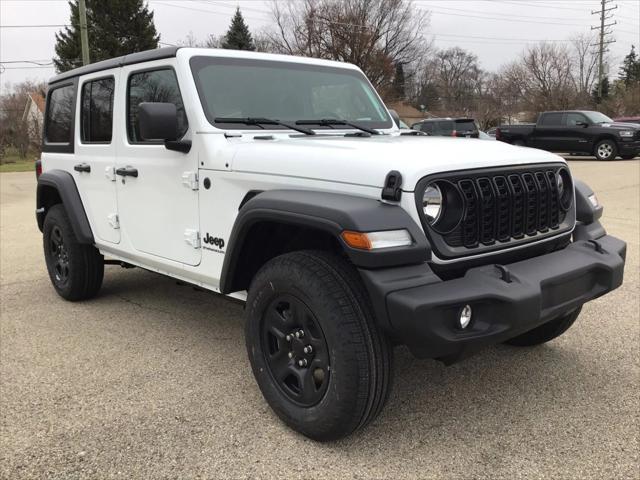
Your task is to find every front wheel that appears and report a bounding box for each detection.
[245,250,393,441]
[594,139,618,161]
[505,307,581,347]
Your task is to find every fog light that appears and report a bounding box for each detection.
[459,305,472,329]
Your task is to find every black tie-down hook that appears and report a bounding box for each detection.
[588,239,604,254]
[494,264,513,283]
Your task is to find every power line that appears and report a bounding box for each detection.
[423,3,594,21]
[0,24,69,28]
[420,7,600,27]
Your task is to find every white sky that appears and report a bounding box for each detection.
[1,0,639,92]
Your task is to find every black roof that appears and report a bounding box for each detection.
[49,46,181,84]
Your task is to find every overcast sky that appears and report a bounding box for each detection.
[1,0,639,91]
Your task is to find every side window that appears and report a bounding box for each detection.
[540,113,563,126]
[127,68,188,143]
[565,113,587,127]
[420,123,434,134]
[45,84,75,144]
[81,77,114,143]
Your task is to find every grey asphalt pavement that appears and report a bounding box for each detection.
[1,159,639,479]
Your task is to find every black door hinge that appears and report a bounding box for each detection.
[382,170,403,201]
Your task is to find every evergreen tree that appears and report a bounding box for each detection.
[591,76,610,103]
[54,0,159,73]
[221,8,255,51]
[619,45,640,86]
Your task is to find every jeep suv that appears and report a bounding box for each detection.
[37,47,626,441]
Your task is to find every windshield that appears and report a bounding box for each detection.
[584,111,613,124]
[190,56,392,130]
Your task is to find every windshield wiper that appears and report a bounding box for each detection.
[296,118,381,135]
[214,117,315,135]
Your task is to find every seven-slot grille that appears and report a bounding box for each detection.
[443,167,565,249]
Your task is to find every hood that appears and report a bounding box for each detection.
[598,122,640,130]
[229,134,564,190]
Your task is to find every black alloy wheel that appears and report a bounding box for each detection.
[49,225,70,287]
[261,294,330,407]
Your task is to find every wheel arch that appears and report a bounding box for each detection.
[219,190,429,294]
[36,169,94,244]
[592,134,619,153]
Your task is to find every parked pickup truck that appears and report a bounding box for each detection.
[496,111,640,160]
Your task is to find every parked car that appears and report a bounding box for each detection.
[496,111,640,160]
[36,47,626,441]
[411,117,480,138]
[614,116,640,125]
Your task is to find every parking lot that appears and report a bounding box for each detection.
[1,159,638,479]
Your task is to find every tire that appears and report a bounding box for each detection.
[245,250,393,441]
[621,154,637,160]
[593,139,618,161]
[43,204,104,301]
[505,307,581,347]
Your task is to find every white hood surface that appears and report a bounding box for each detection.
[229,134,565,191]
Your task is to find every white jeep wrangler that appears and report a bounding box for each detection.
[37,47,626,441]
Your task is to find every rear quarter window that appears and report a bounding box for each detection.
[44,83,76,146]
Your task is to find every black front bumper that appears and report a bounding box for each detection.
[619,140,640,156]
[360,233,626,364]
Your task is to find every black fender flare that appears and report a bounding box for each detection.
[36,169,94,244]
[219,190,429,294]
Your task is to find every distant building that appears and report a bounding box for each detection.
[22,92,45,146]
[386,101,431,126]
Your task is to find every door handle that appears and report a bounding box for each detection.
[115,166,138,178]
[74,163,91,173]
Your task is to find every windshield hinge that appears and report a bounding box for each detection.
[182,171,199,190]
[381,170,403,201]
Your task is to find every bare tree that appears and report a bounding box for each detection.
[570,33,599,105]
[264,0,430,98]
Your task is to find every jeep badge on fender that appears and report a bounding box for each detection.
[36,46,626,442]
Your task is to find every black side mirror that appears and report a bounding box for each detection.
[139,102,178,141]
[388,109,401,128]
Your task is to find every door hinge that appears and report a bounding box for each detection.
[105,166,116,182]
[107,213,120,229]
[182,171,199,190]
[184,229,201,248]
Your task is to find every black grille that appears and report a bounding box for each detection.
[443,167,564,248]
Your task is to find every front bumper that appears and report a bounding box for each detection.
[360,233,626,364]
[619,139,640,156]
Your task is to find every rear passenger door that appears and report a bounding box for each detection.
[115,65,201,266]
[73,72,120,244]
[531,112,564,151]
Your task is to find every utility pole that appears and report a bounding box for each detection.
[591,0,617,105]
[79,0,90,65]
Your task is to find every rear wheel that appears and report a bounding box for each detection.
[505,307,581,347]
[245,250,393,441]
[43,204,104,301]
[593,139,618,161]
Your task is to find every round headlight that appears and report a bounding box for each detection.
[422,184,443,224]
[556,171,564,197]
[556,167,573,210]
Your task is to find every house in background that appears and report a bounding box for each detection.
[22,92,45,147]
[386,101,430,126]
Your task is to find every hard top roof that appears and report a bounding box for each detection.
[49,46,180,84]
